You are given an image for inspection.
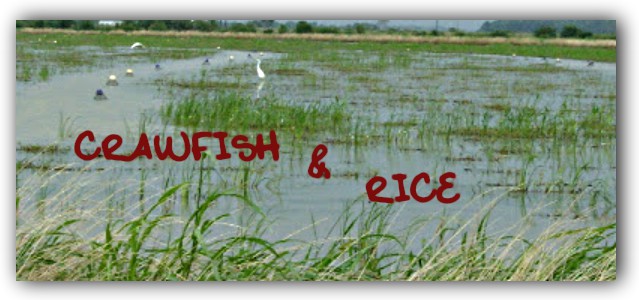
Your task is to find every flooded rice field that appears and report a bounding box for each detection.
[16,42,616,254]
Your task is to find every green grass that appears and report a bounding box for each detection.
[161,92,351,138]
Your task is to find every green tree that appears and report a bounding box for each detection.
[120,20,138,32]
[560,25,581,38]
[489,30,510,37]
[295,21,313,34]
[167,20,194,31]
[59,20,75,29]
[278,24,288,34]
[192,20,213,32]
[534,26,557,38]
[76,20,96,30]
[229,22,256,33]
[354,23,366,34]
[579,31,593,38]
[149,21,168,31]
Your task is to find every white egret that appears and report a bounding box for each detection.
[259,52,265,56]
[130,42,145,49]
[256,59,265,79]
[125,69,134,77]
[229,55,235,61]
[556,58,561,63]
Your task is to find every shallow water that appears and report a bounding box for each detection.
[16,45,616,250]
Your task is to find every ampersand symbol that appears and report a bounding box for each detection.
[308,144,331,179]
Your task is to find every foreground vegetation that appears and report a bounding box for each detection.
[16,165,615,281]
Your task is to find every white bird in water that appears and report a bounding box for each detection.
[130,42,145,49]
[256,59,265,79]
[229,55,235,61]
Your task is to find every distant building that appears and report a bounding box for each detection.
[98,20,123,27]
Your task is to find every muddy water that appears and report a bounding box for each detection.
[16,47,616,248]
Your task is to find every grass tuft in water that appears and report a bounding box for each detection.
[161,92,352,138]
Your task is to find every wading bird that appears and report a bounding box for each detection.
[130,42,145,49]
[256,59,265,79]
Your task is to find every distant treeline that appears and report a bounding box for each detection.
[479,20,615,36]
[15,20,378,35]
[16,20,616,40]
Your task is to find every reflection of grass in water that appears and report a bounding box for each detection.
[15,167,616,280]
[16,65,32,81]
[17,143,69,154]
[156,77,249,90]
[38,65,50,81]
[445,61,570,73]
[271,68,310,76]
